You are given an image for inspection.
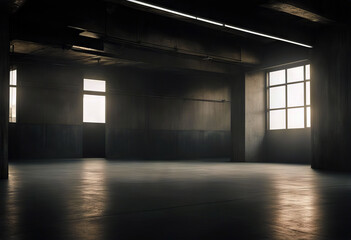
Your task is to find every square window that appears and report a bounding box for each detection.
[269,70,285,86]
[83,94,105,123]
[288,108,304,129]
[270,110,286,130]
[267,64,311,130]
[287,66,304,83]
[269,86,286,109]
[288,82,304,107]
[84,79,106,92]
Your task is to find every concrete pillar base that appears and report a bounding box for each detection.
[0,3,10,179]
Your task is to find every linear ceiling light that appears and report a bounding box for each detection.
[196,17,224,26]
[126,0,196,19]
[224,24,312,48]
[126,0,313,48]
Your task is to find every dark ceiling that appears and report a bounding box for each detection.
[8,0,347,71]
[130,0,351,23]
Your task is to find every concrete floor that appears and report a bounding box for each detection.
[0,159,351,240]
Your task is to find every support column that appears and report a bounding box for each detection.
[231,71,245,162]
[0,3,10,179]
[311,26,351,171]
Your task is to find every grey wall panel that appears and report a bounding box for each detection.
[203,131,231,158]
[176,101,230,131]
[107,67,231,101]
[8,124,19,159]
[11,64,83,159]
[17,124,45,158]
[19,64,82,88]
[10,124,82,159]
[19,87,82,125]
[201,101,231,131]
[148,98,181,130]
[105,66,234,159]
[107,68,149,95]
[147,98,231,131]
[176,131,204,159]
[45,124,82,157]
[106,129,231,159]
[106,129,146,159]
[146,130,178,159]
[83,123,105,158]
[264,129,311,163]
[18,64,82,125]
[107,94,146,130]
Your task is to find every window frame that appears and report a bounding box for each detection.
[266,63,310,130]
[83,78,106,124]
[9,69,17,123]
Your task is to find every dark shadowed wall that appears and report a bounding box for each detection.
[0,4,9,178]
[9,63,243,160]
[311,27,351,171]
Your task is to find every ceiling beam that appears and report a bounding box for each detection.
[263,2,332,24]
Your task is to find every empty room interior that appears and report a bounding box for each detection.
[1,0,351,239]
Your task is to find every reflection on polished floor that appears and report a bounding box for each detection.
[0,159,351,240]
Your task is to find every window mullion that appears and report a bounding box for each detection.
[9,69,17,123]
[304,65,307,128]
[285,69,287,129]
[267,73,270,130]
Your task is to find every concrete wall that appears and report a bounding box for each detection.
[9,64,83,159]
[264,129,311,163]
[9,60,313,163]
[0,4,9,178]
[105,67,233,159]
[9,63,240,160]
[245,69,311,163]
[311,27,351,171]
[245,71,265,162]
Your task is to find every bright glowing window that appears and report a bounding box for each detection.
[288,108,304,129]
[306,107,311,128]
[84,79,106,92]
[287,83,304,107]
[83,95,105,123]
[270,109,286,130]
[269,86,286,109]
[267,64,311,130]
[83,79,106,123]
[287,66,304,83]
[9,69,17,123]
[269,70,285,86]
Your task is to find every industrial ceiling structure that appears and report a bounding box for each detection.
[8,0,344,72]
